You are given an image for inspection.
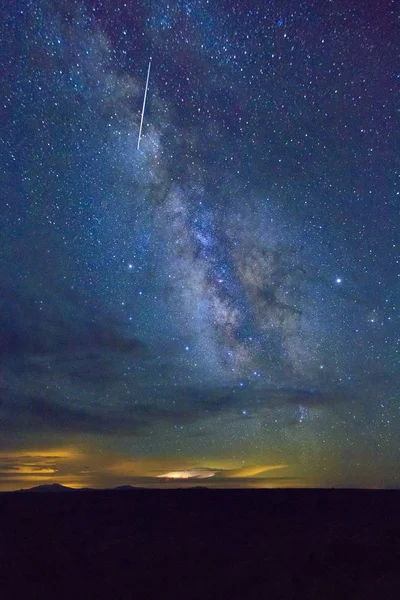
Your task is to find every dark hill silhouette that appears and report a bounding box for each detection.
[17,483,144,493]
[22,483,76,493]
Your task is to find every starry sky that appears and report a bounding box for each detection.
[1,0,398,490]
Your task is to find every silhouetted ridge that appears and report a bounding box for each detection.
[22,483,76,493]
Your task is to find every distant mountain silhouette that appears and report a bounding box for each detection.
[16,483,143,493]
[22,483,76,493]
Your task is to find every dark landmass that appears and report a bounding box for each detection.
[17,483,141,493]
[16,482,210,492]
[112,484,140,491]
[0,489,399,599]
[20,483,77,493]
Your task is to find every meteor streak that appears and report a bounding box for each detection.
[137,59,152,150]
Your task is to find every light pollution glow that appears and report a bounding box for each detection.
[0,447,308,491]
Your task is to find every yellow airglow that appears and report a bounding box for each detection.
[0,447,80,459]
[0,445,298,491]
[224,464,288,478]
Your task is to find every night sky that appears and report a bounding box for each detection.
[1,0,398,490]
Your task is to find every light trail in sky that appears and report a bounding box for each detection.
[137,59,152,150]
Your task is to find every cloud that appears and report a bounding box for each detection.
[0,283,150,361]
[0,392,116,435]
[0,447,294,491]
[0,374,350,444]
[157,464,288,480]
[223,464,288,478]
[157,468,217,479]
[0,448,77,483]
[0,389,192,437]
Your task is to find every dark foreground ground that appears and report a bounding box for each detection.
[1,489,399,599]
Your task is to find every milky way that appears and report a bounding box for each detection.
[0,0,398,489]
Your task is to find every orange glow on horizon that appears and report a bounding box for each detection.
[0,446,305,491]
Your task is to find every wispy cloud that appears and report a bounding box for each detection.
[157,468,217,479]
[0,448,293,491]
